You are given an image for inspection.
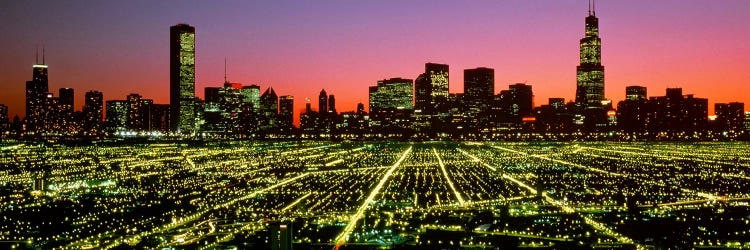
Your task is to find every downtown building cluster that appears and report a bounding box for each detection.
[1,9,749,141]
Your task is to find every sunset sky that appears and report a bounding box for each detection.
[1,0,748,125]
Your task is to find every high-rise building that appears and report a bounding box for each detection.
[647,88,708,134]
[58,88,74,113]
[464,67,494,116]
[170,23,196,134]
[318,89,328,114]
[327,95,336,114]
[126,94,144,130]
[82,90,103,134]
[508,83,534,118]
[260,87,279,132]
[625,86,647,101]
[25,51,49,132]
[0,104,8,130]
[269,221,293,250]
[242,85,261,113]
[415,63,449,114]
[357,102,365,115]
[369,78,414,112]
[714,102,745,134]
[105,100,128,132]
[575,4,605,110]
[149,104,171,132]
[218,83,243,134]
[369,78,414,131]
[617,86,649,133]
[279,95,294,130]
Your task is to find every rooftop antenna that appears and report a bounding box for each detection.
[224,57,227,83]
[42,46,45,65]
[35,45,39,64]
[593,0,596,16]
[588,0,591,15]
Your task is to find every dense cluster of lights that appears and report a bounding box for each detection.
[0,141,748,249]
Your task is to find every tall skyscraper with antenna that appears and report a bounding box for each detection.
[25,47,49,132]
[575,0,605,110]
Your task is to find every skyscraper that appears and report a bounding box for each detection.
[170,23,196,135]
[25,50,49,132]
[106,100,128,132]
[507,83,534,118]
[242,85,261,113]
[369,78,414,131]
[625,86,647,101]
[59,88,74,113]
[318,89,328,114]
[260,87,279,132]
[415,63,449,114]
[0,104,8,129]
[82,90,103,134]
[575,2,605,109]
[279,95,294,130]
[327,95,336,114]
[714,102,745,134]
[463,67,494,115]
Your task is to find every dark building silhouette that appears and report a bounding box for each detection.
[0,104,8,132]
[534,98,574,133]
[170,23,196,134]
[714,102,745,135]
[105,100,127,132]
[279,95,294,131]
[269,221,293,250]
[260,87,279,133]
[318,89,328,114]
[82,90,103,135]
[464,67,494,115]
[149,104,171,132]
[507,83,534,118]
[647,88,708,134]
[617,86,649,133]
[327,94,336,114]
[59,88,74,113]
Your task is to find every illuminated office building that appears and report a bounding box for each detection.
[714,102,745,134]
[105,100,128,132]
[369,78,413,131]
[625,86,647,101]
[25,50,49,132]
[170,23,196,134]
[575,3,605,110]
[242,85,261,113]
[464,67,494,116]
[415,63,449,114]
[82,90,103,135]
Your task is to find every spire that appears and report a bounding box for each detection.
[224,57,227,83]
[593,0,596,16]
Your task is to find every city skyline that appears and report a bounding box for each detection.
[1,0,749,126]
